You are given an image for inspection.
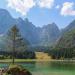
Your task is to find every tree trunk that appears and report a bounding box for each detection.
[12,31,16,64]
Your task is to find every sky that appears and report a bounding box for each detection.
[0,0,75,29]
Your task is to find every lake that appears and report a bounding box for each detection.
[0,61,75,75]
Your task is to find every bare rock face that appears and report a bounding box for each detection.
[3,64,32,75]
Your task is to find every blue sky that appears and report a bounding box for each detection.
[0,0,75,29]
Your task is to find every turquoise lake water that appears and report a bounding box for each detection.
[0,61,75,75]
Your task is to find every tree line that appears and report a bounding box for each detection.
[0,25,36,60]
[48,48,75,59]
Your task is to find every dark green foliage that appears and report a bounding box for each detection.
[0,55,5,59]
[54,23,75,59]
[0,51,12,59]
[56,29,75,48]
[0,50,35,59]
[16,50,35,59]
[48,48,75,59]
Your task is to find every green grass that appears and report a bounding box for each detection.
[0,59,75,63]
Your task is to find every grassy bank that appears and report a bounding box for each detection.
[0,59,75,63]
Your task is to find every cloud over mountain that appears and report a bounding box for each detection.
[61,2,75,16]
[7,0,55,16]
[7,0,35,16]
[7,0,75,17]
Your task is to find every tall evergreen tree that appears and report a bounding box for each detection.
[5,25,29,64]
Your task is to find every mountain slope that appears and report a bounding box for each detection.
[55,19,75,48]
[38,23,60,46]
[56,29,75,48]
[0,9,39,45]
[0,9,16,34]
[0,9,60,47]
[63,20,75,33]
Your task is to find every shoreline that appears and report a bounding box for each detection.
[0,59,75,63]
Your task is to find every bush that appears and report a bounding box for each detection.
[0,55,5,59]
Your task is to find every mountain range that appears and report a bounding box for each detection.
[0,9,75,47]
[0,9,60,47]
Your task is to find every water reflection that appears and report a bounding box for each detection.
[0,61,75,75]
[49,61,75,71]
[19,61,36,72]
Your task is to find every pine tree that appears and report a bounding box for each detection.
[5,25,29,64]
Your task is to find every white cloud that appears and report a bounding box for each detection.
[7,0,35,16]
[37,0,54,9]
[7,0,55,16]
[61,2,75,16]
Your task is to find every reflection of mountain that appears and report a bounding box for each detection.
[0,9,60,47]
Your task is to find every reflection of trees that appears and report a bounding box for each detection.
[49,61,75,71]
[20,61,36,71]
[35,61,50,71]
